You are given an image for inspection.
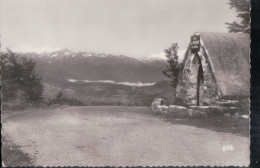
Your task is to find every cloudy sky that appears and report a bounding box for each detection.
[1,0,237,59]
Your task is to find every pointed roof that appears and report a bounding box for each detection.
[184,32,250,98]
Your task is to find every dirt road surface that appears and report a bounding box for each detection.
[2,106,249,166]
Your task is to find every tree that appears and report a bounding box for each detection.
[162,43,183,88]
[226,0,250,33]
[1,49,43,106]
[21,57,44,103]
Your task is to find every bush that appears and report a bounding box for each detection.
[49,91,85,106]
[1,49,44,108]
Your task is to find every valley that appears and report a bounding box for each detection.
[43,79,175,106]
[22,49,173,106]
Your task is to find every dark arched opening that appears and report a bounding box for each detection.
[195,53,204,106]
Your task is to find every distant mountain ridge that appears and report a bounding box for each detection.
[22,49,168,83]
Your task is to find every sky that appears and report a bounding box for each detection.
[1,0,237,59]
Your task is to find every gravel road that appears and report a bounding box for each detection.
[2,106,249,166]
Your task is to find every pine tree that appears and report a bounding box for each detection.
[21,57,43,103]
[1,50,21,102]
[162,43,183,88]
[1,49,43,106]
[226,0,250,33]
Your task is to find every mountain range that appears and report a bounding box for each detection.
[18,49,175,106]
[23,48,168,83]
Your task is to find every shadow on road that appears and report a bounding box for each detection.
[159,116,249,137]
[2,136,34,167]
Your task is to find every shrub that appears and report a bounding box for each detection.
[1,49,44,109]
[49,91,85,106]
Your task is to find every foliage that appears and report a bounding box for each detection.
[226,0,250,33]
[162,43,183,88]
[49,91,85,106]
[1,49,43,107]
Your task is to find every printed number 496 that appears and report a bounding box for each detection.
[222,145,234,151]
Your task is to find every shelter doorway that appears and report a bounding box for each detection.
[191,53,204,106]
[197,59,204,105]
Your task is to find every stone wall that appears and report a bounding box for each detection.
[176,46,218,105]
[151,99,246,118]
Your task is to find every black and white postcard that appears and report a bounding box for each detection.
[1,0,250,166]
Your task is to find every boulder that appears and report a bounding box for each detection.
[151,98,165,114]
[151,104,161,114]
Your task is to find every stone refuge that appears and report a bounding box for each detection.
[152,32,250,117]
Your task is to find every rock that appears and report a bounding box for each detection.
[151,98,165,114]
[151,104,161,114]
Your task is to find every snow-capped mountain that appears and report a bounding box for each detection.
[139,57,166,63]
[22,49,168,83]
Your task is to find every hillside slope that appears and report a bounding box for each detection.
[43,79,175,106]
[19,49,174,106]
[23,49,167,83]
